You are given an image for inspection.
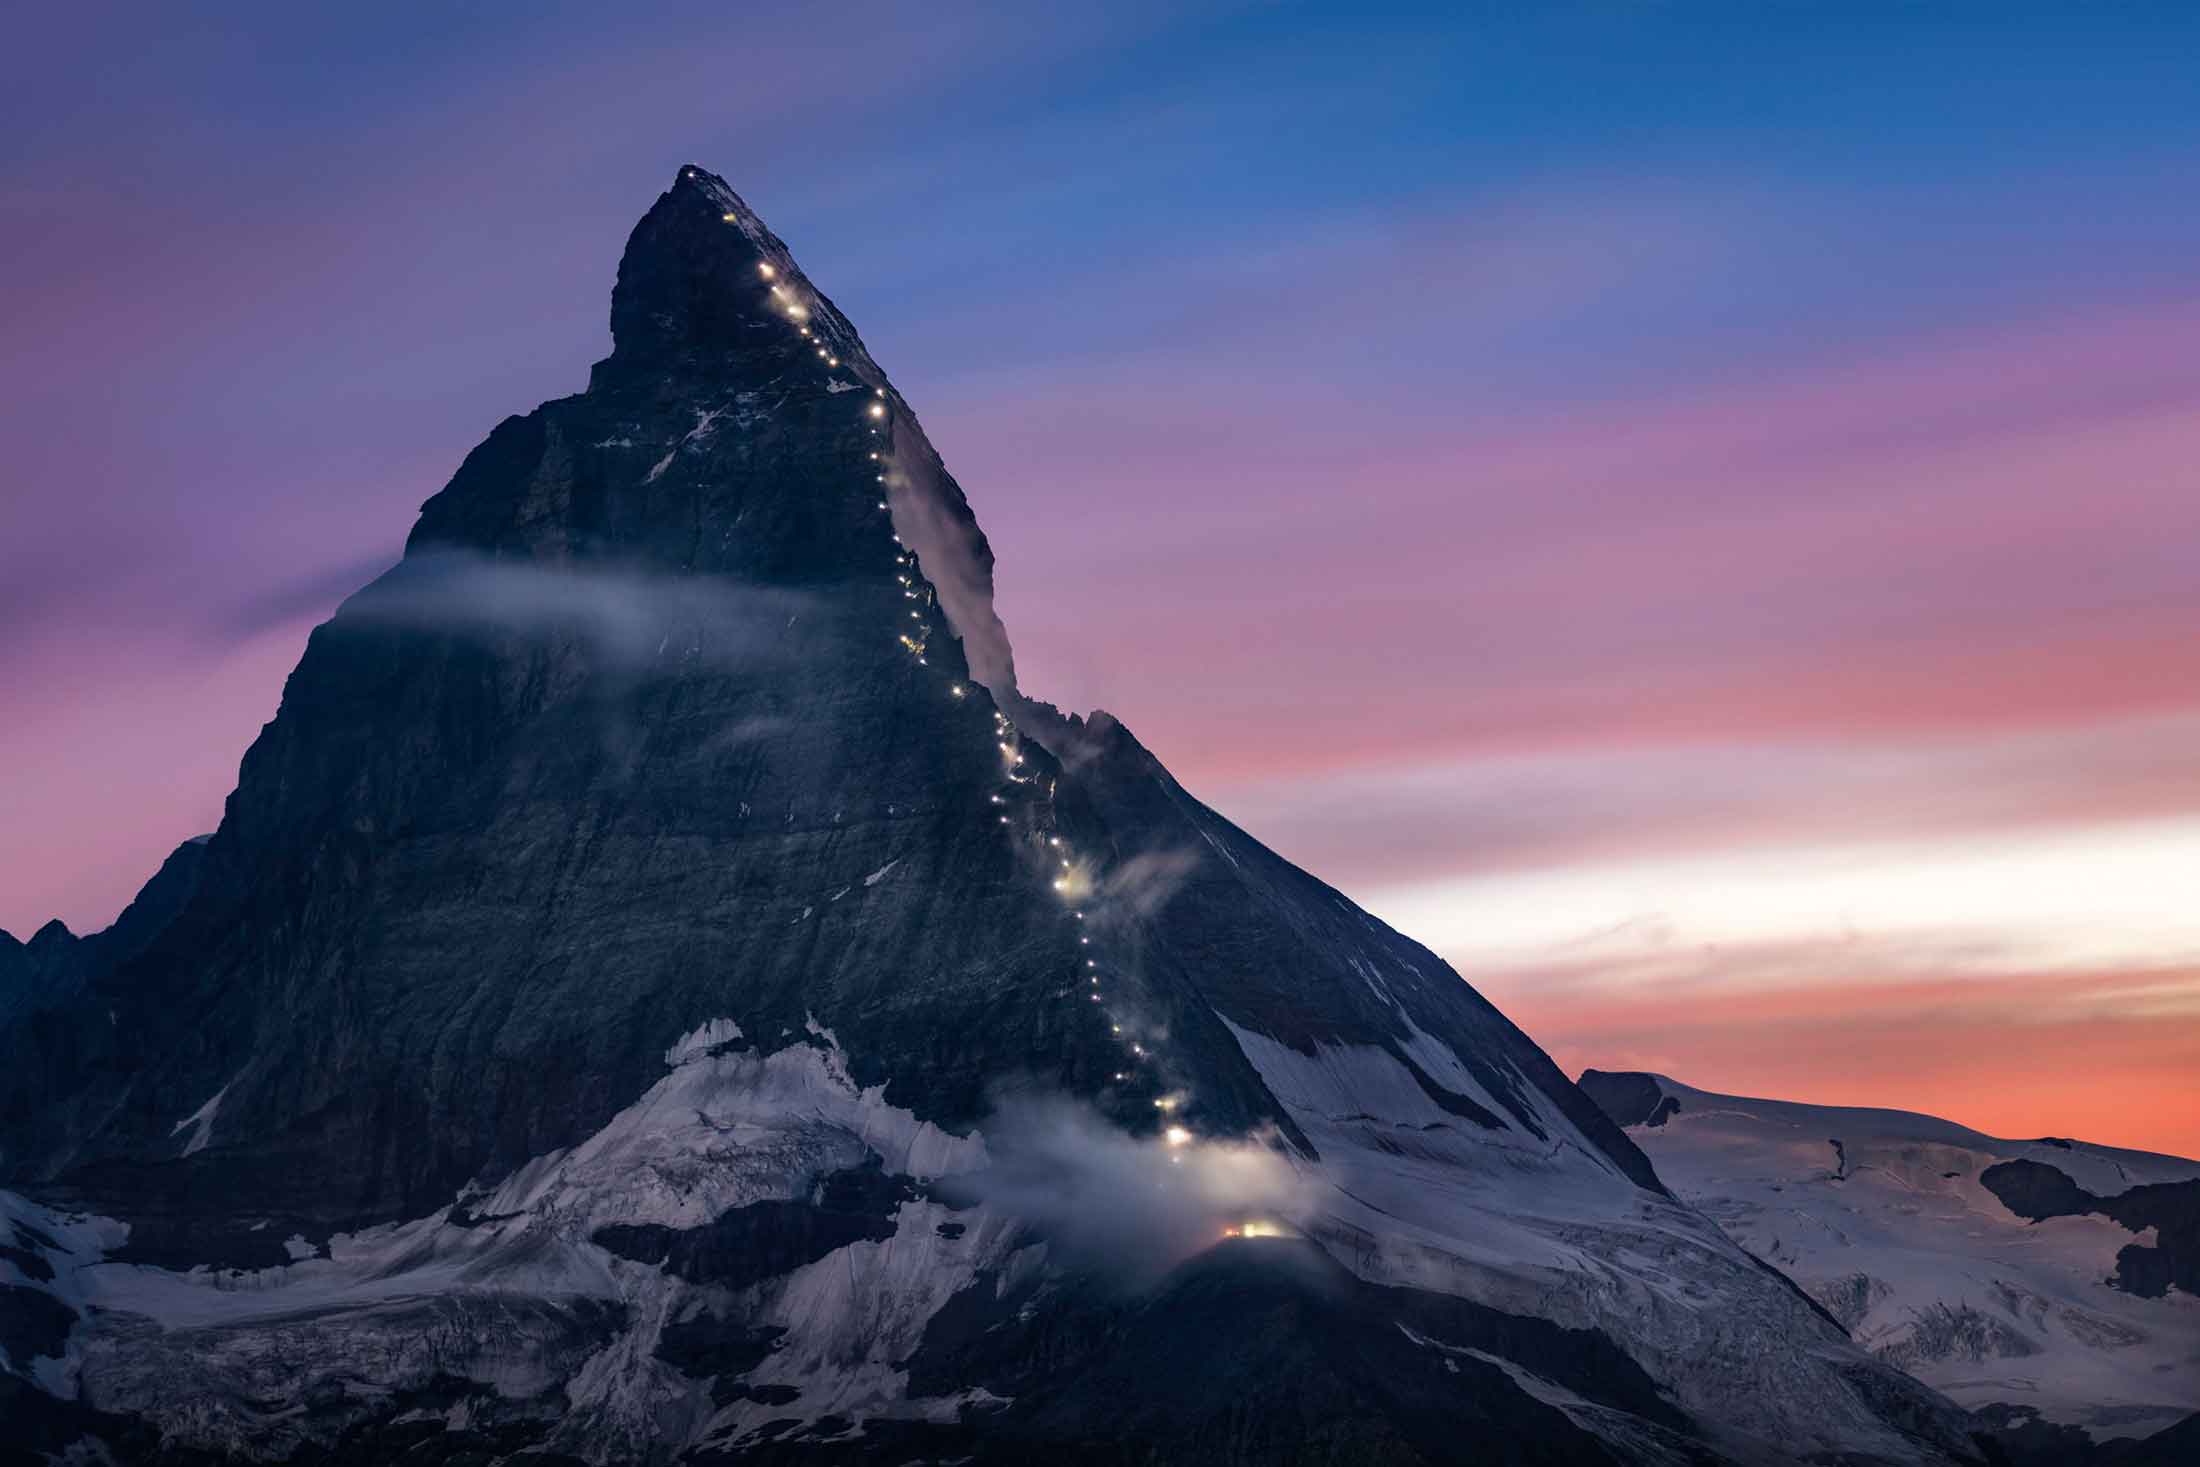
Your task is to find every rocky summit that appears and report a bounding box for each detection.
[0,167,1995,1465]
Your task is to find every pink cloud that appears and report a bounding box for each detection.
[944,294,2200,785]
[1208,712,2200,891]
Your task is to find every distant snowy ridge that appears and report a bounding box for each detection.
[1580,1070,2200,1443]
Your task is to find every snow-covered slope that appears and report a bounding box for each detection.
[1,1026,1025,1459]
[2,1017,1973,1465]
[1578,1071,2200,1442]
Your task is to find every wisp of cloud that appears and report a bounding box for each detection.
[945,1090,1315,1290]
[334,548,817,671]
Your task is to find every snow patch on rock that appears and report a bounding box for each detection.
[703,1209,1033,1447]
[481,1030,984,1234]
[168,1076,237,1158]
[664,1017,744,1068]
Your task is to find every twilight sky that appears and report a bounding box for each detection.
[5,3,2198,1154]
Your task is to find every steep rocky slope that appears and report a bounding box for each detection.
[0,168,1988,1465]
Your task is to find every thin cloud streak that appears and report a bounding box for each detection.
[1312,810,2200,1156]
[1208,710,2200,888]
[1359,814,2200,990]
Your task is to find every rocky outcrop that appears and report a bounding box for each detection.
[1578,1069,1681,1129]
[1981,1159,2200,1299]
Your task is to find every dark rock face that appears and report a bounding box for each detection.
[594,1162,914,1288]
[0,168,1989,1465]
[886,1239,1693,1467]
[0,838,205,1160]
[655,1314,788,1407]
[1971,1405,2200,1467]
[1577,1069,1681,1129]
[1979,1158,2094,1219]
[1981,1159,2200,1298]
[0,1283,76,1370]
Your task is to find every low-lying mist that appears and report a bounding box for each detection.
[945,1090,1315,1290]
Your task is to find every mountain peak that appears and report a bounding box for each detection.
[0,165,1987,1467]
[571,163,1026,699]
[668,163,765,240]
[28,916,75,951]
[595,164,876,395]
